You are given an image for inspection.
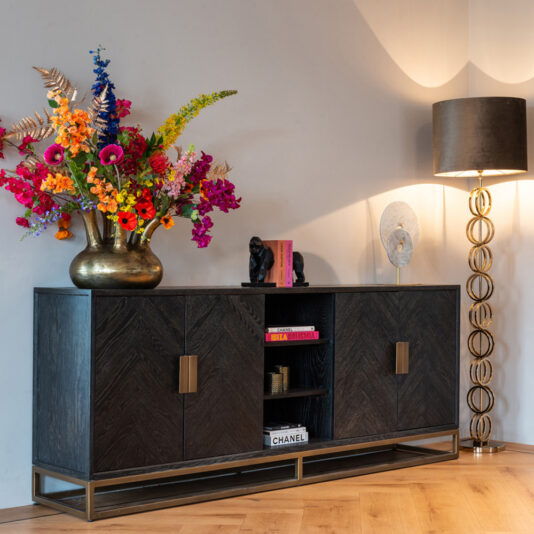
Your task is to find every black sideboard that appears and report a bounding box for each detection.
[32,285,460,520]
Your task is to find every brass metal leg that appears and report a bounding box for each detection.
[86,482,95,521]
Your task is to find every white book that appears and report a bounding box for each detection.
[265,326,315,333]
[263,426,306,437]
[264,430,308,447]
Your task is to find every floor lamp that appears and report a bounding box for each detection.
[432,97,527,453]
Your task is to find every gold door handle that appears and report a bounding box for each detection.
[179,355,198,393]
[395,342,409,374]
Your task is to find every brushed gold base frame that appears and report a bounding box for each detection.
[459,438,505,454]
[33,430,458,521]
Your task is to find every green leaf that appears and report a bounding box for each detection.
[157,195,170,217]
[117,130,130,145]
[67,160,86,193]
[180,204,195,219]
[48,99,59,108]
[72,153,88,167]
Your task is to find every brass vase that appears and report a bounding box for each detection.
[69,211,163,289]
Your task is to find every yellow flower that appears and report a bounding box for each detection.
[157,90,237,150]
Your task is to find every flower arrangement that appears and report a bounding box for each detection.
[0,48,240,249]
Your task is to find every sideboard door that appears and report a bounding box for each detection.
[396,290,458,431]
[334,292,398,439]
[93,296,185,473]
[184,295,264,460]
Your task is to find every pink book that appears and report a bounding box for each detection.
[283,240,293,287]
[265,331,320,342]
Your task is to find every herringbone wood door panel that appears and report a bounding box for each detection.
[93,296,185,473]
[184,295,264,460]
[334,292,398,439]
[397,290,457,430]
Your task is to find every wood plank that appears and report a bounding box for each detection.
[264,388,328,400]
[4,451,534,532]
[0,504,60,524]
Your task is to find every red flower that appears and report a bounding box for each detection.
[135,199,156,220]
[16,217,30,228]
[118,211,137,231]
[115,99,132,118]
[18,135,39,155]
[119,127,147,176]
[149,152,169,176]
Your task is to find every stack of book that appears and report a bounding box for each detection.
[263,422,308,447]
[265,325,319,343]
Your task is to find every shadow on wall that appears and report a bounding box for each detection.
[491,181,521,441]
[298,253,339,286]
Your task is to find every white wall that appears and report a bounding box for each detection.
[0,0,511,509]
[468,0,534,446]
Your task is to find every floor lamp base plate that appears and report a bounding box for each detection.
[459,439,506,453]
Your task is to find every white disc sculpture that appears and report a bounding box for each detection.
[379,202,419,284]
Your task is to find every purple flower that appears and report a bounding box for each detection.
[189,152,213,187]
[199,178,241,215]
[191,215,214,248]
[43,144,65,166]
[99,144,124,166]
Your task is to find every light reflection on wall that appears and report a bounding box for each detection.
[353,0,469,88]
[354,0,534,88]
[470,0,534,84]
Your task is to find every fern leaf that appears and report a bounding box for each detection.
[33,66,75,98]
[4,113,55,142]
[86,86,109,129]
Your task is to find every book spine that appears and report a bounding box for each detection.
[266,326,315,333]
[263,240,277,286]
[277,240,284,287]
[284,240,293,287]
[265,331,320,342]
[264,427,305,437]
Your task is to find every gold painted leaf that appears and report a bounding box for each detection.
[33,66,75,98]
[86,85,109,129]
[4,111,55,142]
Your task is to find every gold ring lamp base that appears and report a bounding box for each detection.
[459,439,506,454]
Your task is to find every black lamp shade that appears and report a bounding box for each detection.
[433,97,528,177]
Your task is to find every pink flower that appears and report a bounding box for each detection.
[18,135,39,155]
[99,144,124,166]
[14,189,33,208]
[16,217,30,228]
[43,144,65,166]
[115,99,132,118]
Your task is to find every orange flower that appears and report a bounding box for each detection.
[86,169,119,213]
[55,229,73,240]
[51,98,95,156]
[55,216,72,240]
[161,215,174,229]
[41,172,76,195]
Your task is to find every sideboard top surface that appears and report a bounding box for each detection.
[34,284,461,297]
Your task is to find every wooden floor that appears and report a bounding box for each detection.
[1,449,534,533]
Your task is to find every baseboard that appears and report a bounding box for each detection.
[503,441,534,454]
